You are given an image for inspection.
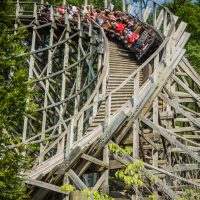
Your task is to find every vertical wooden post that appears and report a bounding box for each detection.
[139,0,143,20]
[103,145,109,194]
[131,70,140,200]
[59,8,70,153]
[74,15,82,115]
[64,118,75,200]
[14,0,20,35]
[153,2,157,27]
[133,72,140,159]
[122,0,126,13]
[70,191,88,200]
[102,35,109,96]
[103,94,111,194]
[163,11,167,36]
[63,0,66,6]
[23,3,37,152]
[152,55,159,198]
[92,54,102,118]
[76,15,83,140]
[40,6,54,163]
[105,94,111,127]
[132,72,140,199]
[84,0,88,9]
[104,0,108,9]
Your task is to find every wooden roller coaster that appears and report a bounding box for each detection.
[13,0,200,199]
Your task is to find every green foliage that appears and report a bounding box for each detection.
[165,1,200,73]
[109,144,157,198]
[115,160,144,187]
[0,133,29,200]
[149,194,157,200]
[83,189,114,200]
[0,26,30,132]
[108,143,133,156]
[150,175,156,185]
[176,189,200,200]
[0,1,31,199]
[60,184,74,192]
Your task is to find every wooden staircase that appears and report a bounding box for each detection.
[87,40,143,132]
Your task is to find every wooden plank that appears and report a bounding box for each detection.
[103,145,109,194]
[24,179,69,195]
[133,71,140,159]
[18,32,80,57]
[140,116,200,162]
[140,48,186,116]
[54,146,84,183]
[143,6,152,22]
[70,191,88,200]
[81,154,108,168]
[67,169,88,190]
[174,22,187,44]
[176,32,190,49]
[159,93,200,128]
[99,111,127,147]
[171,127,198,133]
[28,152,64,179]
[164,164,199,173]
[169,146,200,153]
[181,57,200,86]
[92,173,105,191]
[109,160,123,169]
[172,75,200,103]
[156,9,164,29]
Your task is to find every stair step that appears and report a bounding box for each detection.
[110,60,137,64]
[108,80,134,84]
[111,94,133,97]
[110,64,137,68]
[108,83,133,86]
[107,87,133,90]
[109,69,137,72]
[108,76,134,80]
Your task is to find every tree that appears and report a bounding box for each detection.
[165,1,200,73]
[0,1,30,199]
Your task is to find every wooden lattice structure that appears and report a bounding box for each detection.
[13,0,200,199]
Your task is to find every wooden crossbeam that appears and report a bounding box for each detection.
[67,169,88,190]
[81,154,108,168]
[24,179,69,195]
[140,116,200,163]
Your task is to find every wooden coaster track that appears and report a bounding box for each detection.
[13,0,200,199]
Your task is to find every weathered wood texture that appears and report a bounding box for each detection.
[13,0,200,199]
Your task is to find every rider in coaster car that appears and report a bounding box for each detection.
[57,6,65,15]
[96,10,106,25]
[114,18,126,38]
[124,28,140,48]
[130,29,149,57]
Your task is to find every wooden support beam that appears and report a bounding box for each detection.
[67,169,88,190]
[140,116,200,163]
[24,179,69,195]
[81,154,108,168]
[159,93,200,128]
[92,173,105,191]
[99,111,127,147]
